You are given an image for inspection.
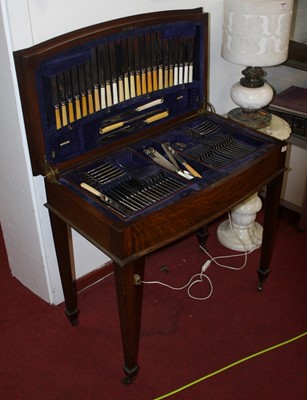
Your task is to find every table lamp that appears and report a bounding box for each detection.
[222,0,294,129]
[217,0,293,252]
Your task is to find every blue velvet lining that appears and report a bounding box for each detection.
[60,113,277,221]
[34,20,205,165]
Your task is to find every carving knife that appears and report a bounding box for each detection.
[161,142,179,169]
[64,69,74,123]
[57,72,68,126]
[99,97,164,125]
[167,145,202,178]
[78,64,88,117]
[99,109,168,134]
[91,48,101,112]
[50,75,61,129]
[143,147,178,172]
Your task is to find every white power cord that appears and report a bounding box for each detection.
[141,212,258,301]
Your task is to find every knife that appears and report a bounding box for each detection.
[139,35,147,95]
[91,48,100,112]
[128,36,136,98]
[109,41,118,105]
[145,33,153,93]
[151,32,158,91]
[161,142,179,169]
[134,36,141,96]
[167,145,202,178]
[50,75,61,129]
[115,40,124,103]
[156,31,163,90]
[143,147,178,172]
[78,64,87,117]
[183,38,189,84]
[168,38,174,87]
[64,69,74,123]
[178,37,184,85]
[163,39,169,88]
[98,109,169,140]
[188,36,194,83]
[71,66,81,120]
[173,37,179,86]
[99,109,168,134]
[80,182,134,217]
[103,44,113,107]
[57,72,68,126]
[121,38,130,100]
[85,60,94,114]
[99,97,164,125]
[98,45,107,109]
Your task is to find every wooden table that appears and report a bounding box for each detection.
[45,128,287,383]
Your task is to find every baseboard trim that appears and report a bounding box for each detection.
[76,261,113,292]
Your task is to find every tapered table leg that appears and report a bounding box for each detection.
[113,257,145,384]
[48,211,80,325]
[258,173,284,291]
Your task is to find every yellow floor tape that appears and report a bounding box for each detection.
[154,331,307,400]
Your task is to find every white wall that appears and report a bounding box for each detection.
[0,0,254,304]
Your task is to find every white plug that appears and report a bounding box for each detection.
[201,259,211,273]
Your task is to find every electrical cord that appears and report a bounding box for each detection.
[141,212,258,300]
[141,267,213,301]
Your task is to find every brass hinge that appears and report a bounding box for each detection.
[198,101,216,115]
[44,157,59,183]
